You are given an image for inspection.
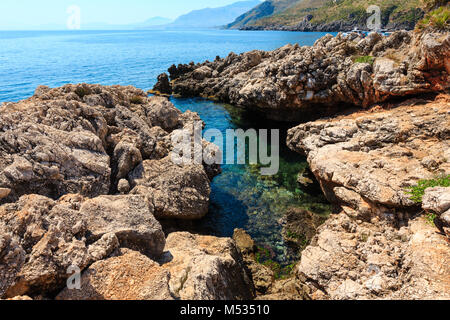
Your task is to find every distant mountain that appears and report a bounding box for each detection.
[135,17,173,28]
[168,0,262,28]
[226,0,299,29]
[227,0,425,31]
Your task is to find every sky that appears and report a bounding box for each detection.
[0,0,244,29]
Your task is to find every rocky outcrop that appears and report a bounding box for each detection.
[0,84,219,208]
[287,95,450,218]
[159,232,254,300]
[58,233,255,300]
[296,212,450,300]
[0,193,166,298]
[129,157,211,220]
[0,84,256,300]
[56,249,174,300]
[423,187,450,231]
[287,94,449,300]
[154,31,449,121]
[232,228,311,300]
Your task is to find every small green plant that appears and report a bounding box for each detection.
[417,6,450,31]
[353,55,375,65]
[286,230,301,239]
[425,212,437,226]
[130,95,145,104]
[360,233,369,242]
[74,86,91,98]
[405,175,450,203]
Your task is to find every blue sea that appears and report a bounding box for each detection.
[0,29,333,267]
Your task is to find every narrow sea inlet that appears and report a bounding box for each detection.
[0,29,332,267]
[172,98,331,267]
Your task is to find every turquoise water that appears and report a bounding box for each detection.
[0,29,332,265]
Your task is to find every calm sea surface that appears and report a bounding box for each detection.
[0,29,334,266]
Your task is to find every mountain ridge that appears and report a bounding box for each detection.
[168,0,262,28]
[227,0,427,31]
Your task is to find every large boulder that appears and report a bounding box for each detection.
[56,249,173,300]
[0,193,165,298]
[57,233,255,300]
[287,95,450,219]
[160,232,254,300]
[129,157,211,219]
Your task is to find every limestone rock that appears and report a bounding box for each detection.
[233,228,255,255]
[422,187,450,214]
[296,212,450,300]
[129,157,211,219]
[0,193,164,298]
[58,233,255,300]
[57,249,173,300]
[159,232,254,300]
[79,195,165,257]
[287,95,450,217]
[154,31,450,121]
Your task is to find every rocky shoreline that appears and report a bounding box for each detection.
[153,30,449,122]
[150,30,450,300]
[1,30,449,300]
[238,16,420,33]
[0,84,254,300]
[288,94,450,299]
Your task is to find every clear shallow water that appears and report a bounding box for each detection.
[0,29,332,266]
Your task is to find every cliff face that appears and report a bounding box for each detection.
[287,95,450,299]
[287,95,450,216]
[227,0,424,31]
[154,31,450,121]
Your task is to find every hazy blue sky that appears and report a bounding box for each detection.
[0,0,244,29]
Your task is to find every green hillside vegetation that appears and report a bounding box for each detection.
[228,0,429,30]
[227,0,301,28]
[416,5,450,30]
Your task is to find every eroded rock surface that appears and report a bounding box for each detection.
[287,95,450,217]
[155,31,449,121]
[0,84,246,300]
[0,84,219,207]
[56,249,173,300]
[159,232,254,300]
[0,193,166,298]
[129,157,211,220]
[287,94,449,300]
[58,232,255,301]
[297,212,450,300]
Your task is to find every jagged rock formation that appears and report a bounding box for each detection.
[57,232,255,300]
[0,84,255,300]
[297,211,450,300]
[423,187,450,232]
[287,94,450,300]
[287,95,450,217]
[154,31,449,121]
[0,84,219,218]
